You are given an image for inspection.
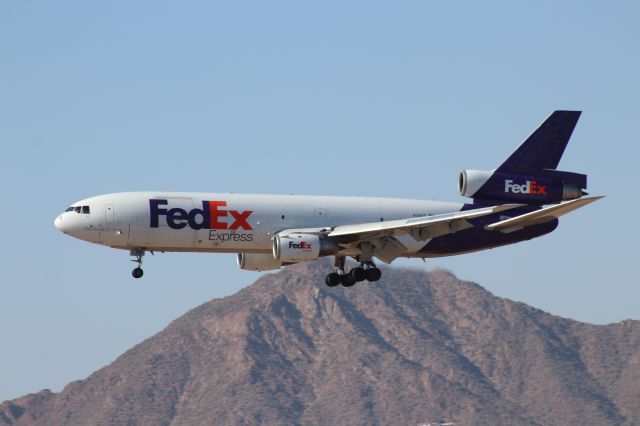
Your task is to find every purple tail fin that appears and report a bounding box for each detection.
[497,110,581,173]
[459,111,588,204]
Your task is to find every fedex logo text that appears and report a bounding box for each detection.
[289,241,312,250]
[504,180,546,195]
[150,199,253,230]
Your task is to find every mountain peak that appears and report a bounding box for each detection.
[2,263,639,425]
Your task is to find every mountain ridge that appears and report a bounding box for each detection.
[2,261,639,425]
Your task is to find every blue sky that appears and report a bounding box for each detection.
[1,1,638,402]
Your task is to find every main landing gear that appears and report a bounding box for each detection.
[130,248,144,279]
[325,256,381,288]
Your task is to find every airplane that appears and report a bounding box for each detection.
[54,111,602,287]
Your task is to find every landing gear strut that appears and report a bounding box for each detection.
[130,248,144,279]
[324,256,382,288]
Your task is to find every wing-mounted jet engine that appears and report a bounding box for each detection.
[272,232,340,262]
[237,253,285,272]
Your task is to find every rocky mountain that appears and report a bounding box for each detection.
[2,261,639,426]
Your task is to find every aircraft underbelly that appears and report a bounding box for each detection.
[418,219,559,256]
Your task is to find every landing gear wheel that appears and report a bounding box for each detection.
[325,272,341,287]
[350,267,366,282]
[130,248,145,279]
[340,273,357,287]
[365,267,381,282]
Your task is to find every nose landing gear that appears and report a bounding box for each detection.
[130,248,145,279]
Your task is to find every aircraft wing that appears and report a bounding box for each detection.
[327,203,523,243]
[485,195,603,233]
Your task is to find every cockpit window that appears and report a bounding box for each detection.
[66,205,90,213]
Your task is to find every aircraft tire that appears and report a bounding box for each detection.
[132,267,144,279]
[350,267,366,282]
[340,273,357,287]
[325,273,341,287]
[365,268,381,282]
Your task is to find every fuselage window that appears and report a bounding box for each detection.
[74,206,81,213]
[82,206,90,214]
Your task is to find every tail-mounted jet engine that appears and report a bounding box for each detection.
[458,169,587,204]
[273,233,340,262]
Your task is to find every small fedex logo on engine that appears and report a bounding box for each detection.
[289,241,312,250]
[504,179,546,195]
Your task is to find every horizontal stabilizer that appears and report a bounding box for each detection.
[485,196,603,233]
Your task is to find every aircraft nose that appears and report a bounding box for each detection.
[54,215,66,233]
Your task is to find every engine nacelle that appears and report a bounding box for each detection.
[237,253,284,272]
[273,233,339,262]
[458,170,494,198]
[458,169,586,204]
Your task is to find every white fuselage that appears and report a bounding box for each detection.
[52,112,596,281]
[54,192,463,257]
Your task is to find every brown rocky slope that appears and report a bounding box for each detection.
[1,261,639,425]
